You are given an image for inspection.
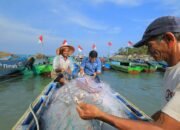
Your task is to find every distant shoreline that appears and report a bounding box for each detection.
[0,51,12,58]
[110,54,154,61]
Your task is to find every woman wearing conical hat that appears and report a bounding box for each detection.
[51,40,75,79]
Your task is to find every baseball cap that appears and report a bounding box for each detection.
[134,16,180,47]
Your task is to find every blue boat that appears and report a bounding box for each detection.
[13,79,152,130]
[102,63,111,70]
[0,58,27,77]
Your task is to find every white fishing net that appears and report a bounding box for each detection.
[41,76,128,130]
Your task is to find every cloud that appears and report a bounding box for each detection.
[0,16,61,54]
[0,17,40,45]
[161,0,180,16]
[50,1,122,33]
[50,5,108,31]
[51,9,59,14]
[107,27,122,34]
[131,18,153,23]
[64,12,122,34]
[87,0,143,6]
[67,13,108,31]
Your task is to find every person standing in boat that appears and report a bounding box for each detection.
[77,16,180,130]
[25,57,35,70]
[51,42,75,79]
[80,50,102,82]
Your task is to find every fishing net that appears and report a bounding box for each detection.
[41,76,128,130]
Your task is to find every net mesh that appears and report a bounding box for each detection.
[40,76,128,130]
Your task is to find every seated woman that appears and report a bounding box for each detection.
[51,42,75,80]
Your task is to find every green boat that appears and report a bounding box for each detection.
[110,61,144,74]
[33,64,53,75]
[141,61,158,73]
[130,62,157,73]
[48,56,54,64]
[24,64,53,76]
[142,65,157,73]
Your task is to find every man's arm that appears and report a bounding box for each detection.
[95,58,102,75]
[76,103,180,130]
[96,111,162,130]
[79,58,86,74]
[95,71,101,75]
[80,67,84,75]
[152,110,161,121]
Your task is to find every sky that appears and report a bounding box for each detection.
[0,0,180,56]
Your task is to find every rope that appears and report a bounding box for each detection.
[29,103,40,130]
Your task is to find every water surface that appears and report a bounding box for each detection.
[0,71,164,130]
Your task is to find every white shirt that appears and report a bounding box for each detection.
[53,55,72,71]
[162,62,180,121]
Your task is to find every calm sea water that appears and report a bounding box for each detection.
[0,71,164,130]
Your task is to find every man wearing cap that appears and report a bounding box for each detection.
[76,16,180,130]
[80,50,102,82]
[51,43,75,79]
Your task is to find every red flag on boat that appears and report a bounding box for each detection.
[128,41,133,47]
[38,35,43,44]
[108,42,112,46]
[78,45,83,52]
[92,44,96,50]
[62,40,68,45]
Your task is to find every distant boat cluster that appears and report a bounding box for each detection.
[102,59,168,74]
[0,51,168,78]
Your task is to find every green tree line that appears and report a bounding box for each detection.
[117,46,148,55]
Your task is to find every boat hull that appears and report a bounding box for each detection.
[102,63,111,71]
[0,59,26,77]
[34,64,52,75]
[111,64,143,74]
[13,81,152,130]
